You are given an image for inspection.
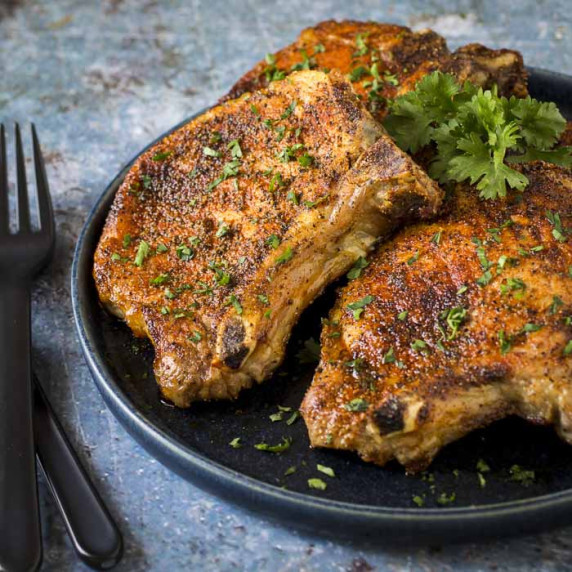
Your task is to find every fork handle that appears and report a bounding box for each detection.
[34,377,123,570]
[0,283,42,572]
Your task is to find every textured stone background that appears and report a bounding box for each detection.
[1,0,572,570]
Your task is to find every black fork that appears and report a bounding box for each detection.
[0,124,54,571]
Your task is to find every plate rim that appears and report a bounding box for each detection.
[71,66,572,541]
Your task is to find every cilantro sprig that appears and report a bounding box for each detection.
[384,71,572,200]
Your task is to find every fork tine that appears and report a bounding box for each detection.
[15,123,31,232]
[0,124,8,233]
[31,125,54,237]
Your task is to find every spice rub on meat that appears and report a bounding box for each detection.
[223,20,527,122]
[301,164,572,472]
[93,70,442,407]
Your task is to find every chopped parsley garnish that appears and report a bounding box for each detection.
[297,152,314,167]
[194,280,213,296]
[263,53,286,82]
[347,256,369,280]
[257,293,270,305]
[442,306,468,340]
[228,294,243,315]
[382,347,396,364]
[411,339,427,352]
[176,244,194,261]
[141,174,152,189]
[457,285,468,295]
[290,49,316,71]
[286,190,299,205]
[412,495,425,507]
[280,100,297,119]
[286,411,300,426]
[476,270,493,287]
[498,330,512,355]
[227,139,243,158]
[156,243,168,253]
[277,143,304,163]
[152,151,172,162]
[275,246,294,265]
[549,295,564,315]
[477,459,490,473]
[254,437,292,453]
[213,268,231,287]
[134,240,150,267]
[266,234,281,249]
[303,194,329,208]
[398,311,408,321]
[347,295,375,320]
[284,466,297,477]
[522,323,543,333]
[317,464,335,478]
[563,340,572,356]
[222,159,240,178]
[354,33,369,57]
[344,398,369,412]
[164,288,176,300]
[150,273,170,286]
[430,230,442,245]
[384,71,571,200]
[476,246,492,270]
[348,66,369,82]
[202,146,221,158]
[215,222,230,238]
[229,437,242,449]
[269,172,284,192]
[344,358,365,372]
[437,492,456,505]
[509,465,535,486]
[308,478,327,491]
[407,251,420,265]
[189,331,202,343]
[123,234,132,247]
[546,210,568,242]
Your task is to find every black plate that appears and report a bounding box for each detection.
[72,68,572,544]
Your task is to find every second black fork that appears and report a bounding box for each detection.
[0,124,55,572]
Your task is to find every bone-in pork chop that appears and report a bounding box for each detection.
[93,70,442,407]
[223,20,527,121]
[301,163,572,472]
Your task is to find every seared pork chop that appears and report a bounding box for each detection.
[94,70,442,407]
[301,163,572,472]
[223,20,527,121]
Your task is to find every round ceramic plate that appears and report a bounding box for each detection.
[72,68,572,544]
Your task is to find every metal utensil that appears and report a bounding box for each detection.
[0,123,54,571]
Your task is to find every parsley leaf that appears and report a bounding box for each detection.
[347,256,369,280]
[347,295,375,320]
[384,71,571,200]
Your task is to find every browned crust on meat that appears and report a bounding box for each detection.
[301,163,572,471]
[93,70,442,407]
[223,20,528,122]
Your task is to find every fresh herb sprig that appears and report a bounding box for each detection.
[384,71,572,200]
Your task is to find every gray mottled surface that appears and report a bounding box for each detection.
[1,0,572,570]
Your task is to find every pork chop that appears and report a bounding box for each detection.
[223,20,527,122]
[301,163,572,472]
[93,70,442,407]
